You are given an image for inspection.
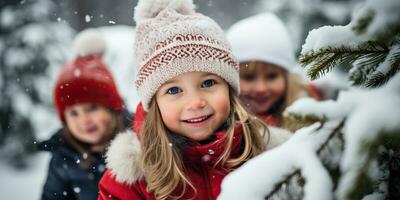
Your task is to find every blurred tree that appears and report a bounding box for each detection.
[51,0,261,31]
[0,0,74,168]
[254,0,360,53]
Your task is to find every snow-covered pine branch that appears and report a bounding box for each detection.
[300,0,400,87]
[219,74,400,200]
[219,0,400,199]
[288,74,400,199]
[219,121,343,200]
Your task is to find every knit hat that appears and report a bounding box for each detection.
[134,0,239,111]
[226,13,296,72]
[54,29,124,122]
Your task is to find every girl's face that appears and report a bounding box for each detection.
[64,103,114,145]
[156,71,230,142]
[239,62,286,116]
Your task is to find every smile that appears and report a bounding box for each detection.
[85,126,98,134]
[182,115,212,123]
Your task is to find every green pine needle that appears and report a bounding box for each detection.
[300,42,388,80]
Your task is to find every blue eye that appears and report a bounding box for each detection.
[166,87,182,95]
[202,79,216,88]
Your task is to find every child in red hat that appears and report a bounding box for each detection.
[38,29,132,200]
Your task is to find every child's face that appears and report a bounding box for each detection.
[156,71,230,142]
[64,103,113,145]
[239,63,286,116]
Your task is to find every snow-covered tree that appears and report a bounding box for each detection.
[0,0,74,168]
[219,0,399,199]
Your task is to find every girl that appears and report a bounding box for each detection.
[227,13,321,128]
[98,0,291,200]
[38,29,132,200]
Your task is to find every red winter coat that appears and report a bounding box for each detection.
[98,103,291,200]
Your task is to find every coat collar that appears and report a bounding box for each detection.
[182,125,243,165]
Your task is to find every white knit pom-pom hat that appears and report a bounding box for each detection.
[227,13,296,72]
[134,0,239,111]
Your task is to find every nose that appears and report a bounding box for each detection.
[78,112,91,126]
[185,94,207,110]
[253,79,269,94]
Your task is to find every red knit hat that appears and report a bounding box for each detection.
[54,29,123,122]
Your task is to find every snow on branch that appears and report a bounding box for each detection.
[336,74,400,199]
[219,0,399,199]
[219,73,400,199]
[219,121,343,200]
[299,0,400,87]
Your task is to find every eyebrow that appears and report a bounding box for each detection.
[162,72,216,86]
[162,79,177,86]
[203,73,217,78]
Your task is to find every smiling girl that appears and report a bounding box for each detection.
[39,29,131,200]
[98,1,291,200]
[227,13,321,128]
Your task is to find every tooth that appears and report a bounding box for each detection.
[187,116,207,123]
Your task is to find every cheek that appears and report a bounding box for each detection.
[65,117,78,132]
[157,99,181,129]
[271,77,286,97]
[65,119,82,138]
[239,80,252,91]
[212,92,230,118]
[94,112,113,130]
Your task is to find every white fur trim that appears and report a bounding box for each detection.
[105,130,143,185]
[134,0,195,22]
[106,127,291,184]
[265,126,292,150]
[73,29,106,57]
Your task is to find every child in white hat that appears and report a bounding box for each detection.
[227,13,321,128]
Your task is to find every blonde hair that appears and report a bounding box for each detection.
[140,89,268,200]
[240,61,314,127]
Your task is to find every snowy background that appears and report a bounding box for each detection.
[0,0,359,199]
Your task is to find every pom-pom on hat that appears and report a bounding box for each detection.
[54,29,123,122]
[227,13,296,72]
[134,0,239,111]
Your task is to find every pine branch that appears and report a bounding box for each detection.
[316,120,345,155]
[351,9,374,35]
[284,113,326,131]
[349,53,387,86]
[386,149,400,199]
[300,42,388,80]
[264,170,303,200]
[365,46,400,87]
[264,120,345,199]
[338,130,400,199]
